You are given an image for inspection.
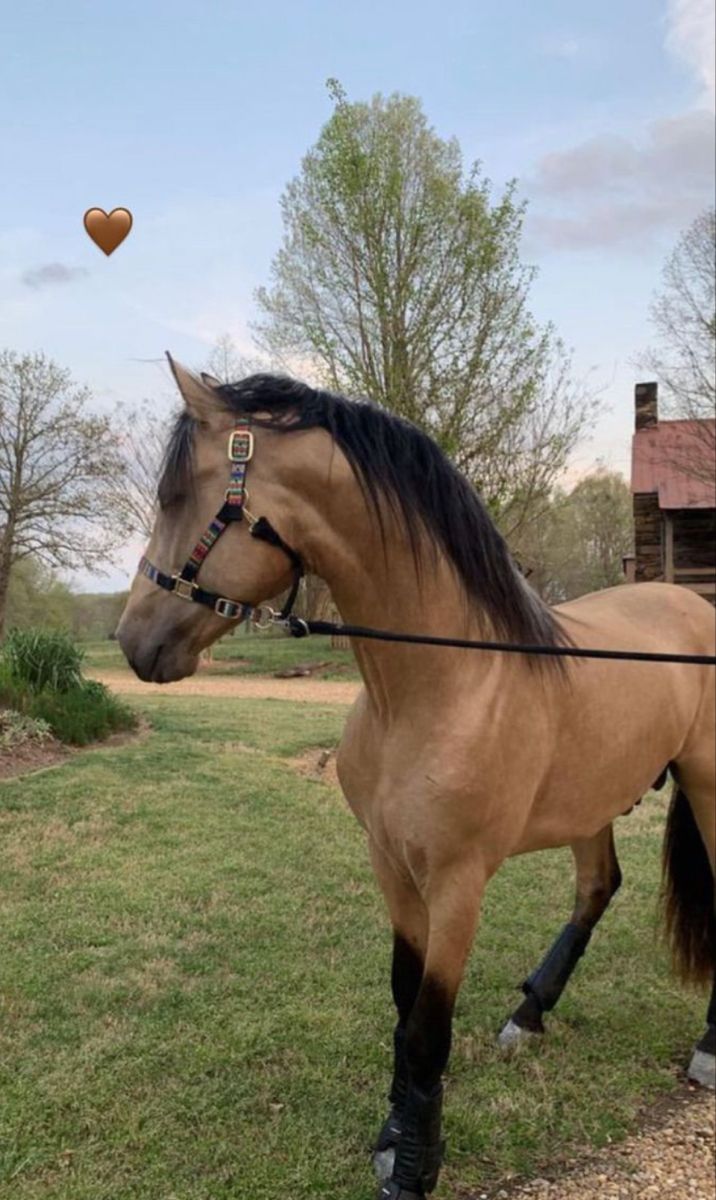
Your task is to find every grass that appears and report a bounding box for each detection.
[81,633,360,680]
[0,691,707,1199]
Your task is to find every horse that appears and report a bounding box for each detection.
[117,358,715,1200]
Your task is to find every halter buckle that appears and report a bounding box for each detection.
[172,575,197,601]
[214,597,241,620]
[228,429,254,463]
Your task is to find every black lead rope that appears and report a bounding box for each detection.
[285,616,716,666]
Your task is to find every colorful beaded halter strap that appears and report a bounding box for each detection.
[138,424,304,623]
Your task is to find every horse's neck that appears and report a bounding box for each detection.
[311,514,489,717]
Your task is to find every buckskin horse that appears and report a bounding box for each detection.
[117,358,716,1200]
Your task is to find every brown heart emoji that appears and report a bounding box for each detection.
[83,207,133,256]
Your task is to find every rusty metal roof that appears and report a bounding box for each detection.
[631,419,716,509]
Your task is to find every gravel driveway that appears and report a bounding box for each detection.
[91,669,360,705]
[481,1087,714,1200]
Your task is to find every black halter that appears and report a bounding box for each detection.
[138,423,304,623]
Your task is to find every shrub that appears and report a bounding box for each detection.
[27,680,137,746]
[0,650,137,747]
[0,708,54,751]
[3,628,84,692]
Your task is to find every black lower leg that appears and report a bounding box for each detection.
[375,1026,409,1153]
[507,829,621,1038]
[380,1083,444,1198]
[512,922,592,1031]
[696,972,716,1056]
[375,936,424,1155]
[383,977,451,1196]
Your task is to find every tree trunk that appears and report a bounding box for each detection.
[0,551,11,640]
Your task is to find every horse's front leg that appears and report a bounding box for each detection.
[369,843,429,1184]
[377,856,485,1200]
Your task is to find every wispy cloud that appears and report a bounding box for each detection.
[534,110,713,197]
[538,33,583,60]
[665,0,715,107]
[21,262,89,289]
[527,104,714,250]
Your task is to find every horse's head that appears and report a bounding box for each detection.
[116,357,322,683]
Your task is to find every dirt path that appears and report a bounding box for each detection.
[480,1086,714,1200]
[91,669,361,705]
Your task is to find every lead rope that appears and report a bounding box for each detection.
[278,614,716,666]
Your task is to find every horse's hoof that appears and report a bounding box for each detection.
[498,1018,541,1050]
[375,1183,424,1199]
[688,1048,716,1090]
[372,1145,396,1182]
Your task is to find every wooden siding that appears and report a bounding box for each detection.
[633,495,716,603]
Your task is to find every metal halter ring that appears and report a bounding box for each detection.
[253,605,282,630]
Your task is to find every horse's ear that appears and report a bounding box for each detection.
[165,353,220,422]
[200,372,223,389]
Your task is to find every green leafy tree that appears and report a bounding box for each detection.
[513,469,633,602]
[0,351,127,638]
[4,558,75,631]
[256,81,592,526]
[69,591,129,641]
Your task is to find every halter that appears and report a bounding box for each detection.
[138,422,304,624]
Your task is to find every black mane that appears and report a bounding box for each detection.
[161,373,567,652]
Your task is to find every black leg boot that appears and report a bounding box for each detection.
[377,1082,444,1199]
[373,1026,409,1178]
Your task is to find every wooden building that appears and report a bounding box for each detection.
[629,382,716,604]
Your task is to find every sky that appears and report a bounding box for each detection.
[1,0,714,591]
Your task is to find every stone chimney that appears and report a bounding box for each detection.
[635,381,658,431]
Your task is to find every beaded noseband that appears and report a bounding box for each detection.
[138,423,304,624]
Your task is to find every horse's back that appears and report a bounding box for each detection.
[556,581,715,657]
[517,582,715,846]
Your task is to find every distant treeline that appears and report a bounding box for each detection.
[6,559,127,640]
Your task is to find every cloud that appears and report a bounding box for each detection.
[21,262,89,289]
[527,110,715,249]
[665,0,715,106]
[538,34,582,60]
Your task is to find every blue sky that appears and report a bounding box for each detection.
[1,0,714,590]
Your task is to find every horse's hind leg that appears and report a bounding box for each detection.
[499,824,622,1048]
[668,754,716,1090]
[689,974,716,1089]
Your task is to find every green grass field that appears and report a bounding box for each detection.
[0,689,706,1199]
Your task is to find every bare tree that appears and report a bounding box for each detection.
[255,81,594,531]
[204,333,263,384]
[641,208,716,483]
[112,402,170,540]
[0,350,127,637]
[110,337,264,543]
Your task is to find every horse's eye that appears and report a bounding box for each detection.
[158,491,185,512]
